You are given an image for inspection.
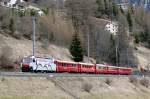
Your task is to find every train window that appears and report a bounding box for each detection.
[33,59,36,62]
[72,64,76,67]
[23,58,30,64]
[122,69,130,71]
[68,64,71,67]
[63,63,67,67]
[82,65,84,68]
[82,65,93,69]
[98,66,106,70]
[54,61,57,64]
[108,67,117,70]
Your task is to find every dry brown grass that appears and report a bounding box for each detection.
[82,83,93,93]
[140,77,150,88]
[0,46,14,69]
[135,46,150,70]
[0,33,73,71]
[104,78,112,86]
[0,77,150,99]
[129,76,138,85]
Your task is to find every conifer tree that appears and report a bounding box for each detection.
[127,10,133,32]
[9,18,15,34]
[112,2,119,17]
[70,33,83,62]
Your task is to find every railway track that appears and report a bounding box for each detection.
[0,72,147,77]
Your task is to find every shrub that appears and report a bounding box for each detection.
[140,77,149,88]
[134,34,140,44]
[105,78,112,86]
[82,83,93,93]
[0,46,14,69]
[1,77,5,81]
[129,76,138,85]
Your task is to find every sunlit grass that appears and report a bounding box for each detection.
[0,96,61,99]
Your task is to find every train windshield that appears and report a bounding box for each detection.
[22,57,32,64]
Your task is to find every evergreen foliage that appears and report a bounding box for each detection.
[119,6,124,14]
[134,34,140,44]
[9,18,15,34]
[96,0,119,19]
[70,33,83,62]
[126,10,133,32]
[30,9,37,16]
[42,7,49,15]
[134,31,150,48]
[112,2,119,17]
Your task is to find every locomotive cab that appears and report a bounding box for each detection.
[21,56,56,72]
[21,56,33,72]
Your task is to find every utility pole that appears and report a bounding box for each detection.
[116,34,119,67]
[148,52,150,71]
[32,16,36,57]
[116,43,118,67]
[56,0,59,14]
[87,30,90,63]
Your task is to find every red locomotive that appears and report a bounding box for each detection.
[21,56,132,75]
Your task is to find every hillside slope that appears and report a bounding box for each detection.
[0,77,150,99]
[1,32,150,71]
[135,45,150,70]
[0,33,72,70]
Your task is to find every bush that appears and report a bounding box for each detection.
[134,34,140,44]
[1,77,5,81]
[82,83,93,93]
[140,78,149,88]
[105,78,112,86]
[129,76,138,85]
[0,46,14,69]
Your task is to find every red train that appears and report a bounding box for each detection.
[21,56,133,75]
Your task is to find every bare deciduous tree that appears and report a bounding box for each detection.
[65,0,97,58]
[117,14,137,67]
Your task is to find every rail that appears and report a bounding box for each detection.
[0,72,149,77]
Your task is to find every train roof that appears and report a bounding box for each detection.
[56,60,77,64]
[79,62,94,65]
[23,55,54,60]
[56,60,94,65]
[96,64,132,69]
[96,64,107,66]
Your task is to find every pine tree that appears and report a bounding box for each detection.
[112,2,118,17]
[96,0,105,18]
[127,10,133,32]
[9,18,15,34]
[119,6,124,14]
[70,33,83,62]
